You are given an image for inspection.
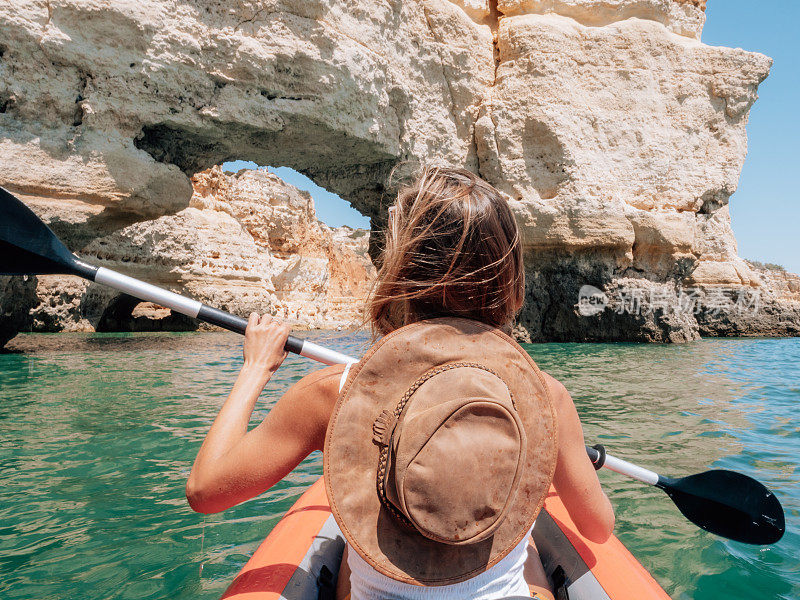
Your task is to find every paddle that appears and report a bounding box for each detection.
[2,187,785,545]
[0,186,355,366]
[586,444,784,545]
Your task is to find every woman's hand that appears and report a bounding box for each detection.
[243,312,291,377]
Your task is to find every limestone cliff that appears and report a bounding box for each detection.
[25,167,374,333]
[1,0,796,345]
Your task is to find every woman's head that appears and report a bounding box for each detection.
[368,166,524,335]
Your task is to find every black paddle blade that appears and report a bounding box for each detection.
[0,187,79,275]
[657,469,785,545]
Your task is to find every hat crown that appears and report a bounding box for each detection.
[324,317,558,585]
[380,365,527,545]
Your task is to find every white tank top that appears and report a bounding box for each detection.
[337,365,532,600]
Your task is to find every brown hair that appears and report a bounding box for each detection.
[368,166,524,336]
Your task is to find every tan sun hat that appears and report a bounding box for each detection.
[323,317,558,586]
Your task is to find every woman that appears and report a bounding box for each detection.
[187,167,614,600]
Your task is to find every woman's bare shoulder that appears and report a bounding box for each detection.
[541,371,570,406]
[293,363,346,390]
[540,371,582,444]
[279,364,346,451]
[285,363,345,407]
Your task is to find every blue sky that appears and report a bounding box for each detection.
[224,1,798,272]
[221,161,371,229]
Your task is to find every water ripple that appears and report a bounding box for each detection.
[0,332,797,599]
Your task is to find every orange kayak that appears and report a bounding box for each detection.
[221,477,670,600]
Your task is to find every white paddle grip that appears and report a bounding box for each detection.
[602,454,660,485]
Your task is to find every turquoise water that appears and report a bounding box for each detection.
[0,332,797,599]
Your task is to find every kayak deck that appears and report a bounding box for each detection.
[221,478,669,600]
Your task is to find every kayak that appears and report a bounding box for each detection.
[221,477,670,600]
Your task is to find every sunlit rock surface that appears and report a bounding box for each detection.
[25,168,374,333]
[1,0,796,346]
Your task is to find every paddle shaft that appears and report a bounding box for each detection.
[73,260,355,366]
[586,444,660,485]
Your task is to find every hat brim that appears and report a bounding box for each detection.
[324,318,558,585]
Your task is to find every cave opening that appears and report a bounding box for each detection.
[95,297,197,333]
[220,161,371,231]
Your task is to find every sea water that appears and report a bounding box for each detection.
[0,332,797,599]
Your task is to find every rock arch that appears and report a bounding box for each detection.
[2,0,795,346]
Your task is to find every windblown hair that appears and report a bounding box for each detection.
[368,166,524,336]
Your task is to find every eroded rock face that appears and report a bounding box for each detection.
[0,0,494,227]
[27,167,375,333]
[498,0,707,38]
[1,0,796,344]
[0,276,39,348]
[695,264,800,338]
[478,4,788,341]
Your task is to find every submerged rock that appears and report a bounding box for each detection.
[0,0,796,344]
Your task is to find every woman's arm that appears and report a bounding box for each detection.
[186,313,343,514]
[544,372,615,543]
